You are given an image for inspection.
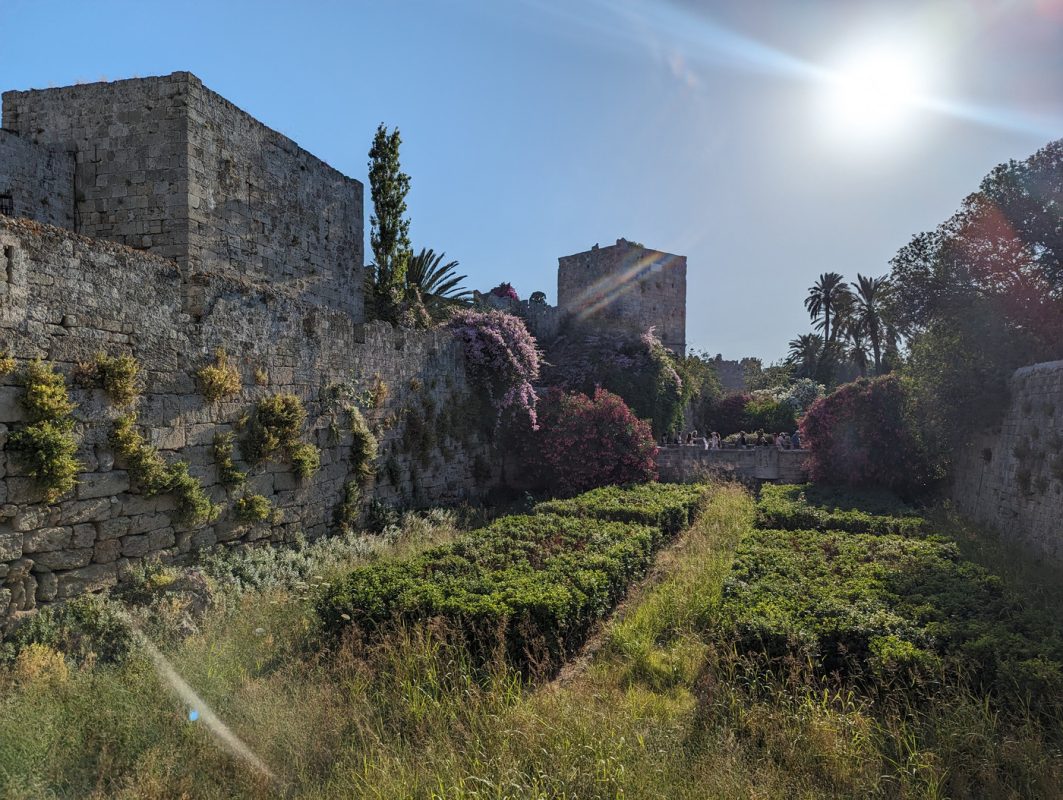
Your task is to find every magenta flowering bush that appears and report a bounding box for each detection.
[800,375,930,493]
[489,282,520,301]
[522,387,658,496]
[447,308,541,427]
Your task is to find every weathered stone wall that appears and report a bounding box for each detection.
[185,75,363,316]
[3,74,191,262]
[0,130,75,229]
[0,217,489,622]
[2,72,363,318]
[657,445,808,484]
[557,239,686,354]
[950,360,1063,560]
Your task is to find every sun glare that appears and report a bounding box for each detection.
[824,45,927,140]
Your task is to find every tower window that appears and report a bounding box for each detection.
[0,194,13,217]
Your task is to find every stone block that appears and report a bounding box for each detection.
[76,471,130,500]
[35,570,58,603]
[97,517,130,540]
[32,547,93,571]
[0,531,21,561]
[0,387,27,424]
[57,563,117,599]
[59,497,115,525]
[93,538,122,564]
[72,523,97,548]
[23,526,72,553]
[127,512,170,535]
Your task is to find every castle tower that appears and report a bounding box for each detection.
[557,238,686,354]
[1,72,363,318]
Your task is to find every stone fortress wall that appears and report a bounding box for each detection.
[0,74,488,623]
[0,130,75,229]
[950,360,1063,561]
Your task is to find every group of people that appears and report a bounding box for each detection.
[666,429,802,450]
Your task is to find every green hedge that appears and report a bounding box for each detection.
[534,483,711,536]
[318,484,711,671]
[755,483,925,536]
[720,528,1063,709]
[318,514,660,669]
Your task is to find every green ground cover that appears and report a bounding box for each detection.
[755,482,925,535]
[319,483,712,669]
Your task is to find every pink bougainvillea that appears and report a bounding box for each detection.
[489,282,520,301]
[521,387,658,496]
[447,308,541,428]
[800,375,930,493]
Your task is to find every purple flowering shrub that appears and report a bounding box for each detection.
[447,308,541,428]
[489,282,520,301]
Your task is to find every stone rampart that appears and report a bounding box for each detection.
[657,445,808,484]
[950,360,1063,560]
[0,217,489,622]
[2,72,363,317]
[0,130,75,229]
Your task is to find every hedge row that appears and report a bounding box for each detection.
[719,528,1063,709]
[318,484,711,671]
[534,483,710,536]
[755,483,925,536]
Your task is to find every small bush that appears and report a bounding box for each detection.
[10,420,80,502]
[291,442,321,479]
[212,432,246,488]
[0,353,15,375]
[111,414,219,526]
[0,596,134,667]
[197,349,241,402]
[254,366,269,386]
[94,352,140,405]
[234,492,273,522]
[349,406,377,484]
[10,361,80,502]
[245,393,306,462]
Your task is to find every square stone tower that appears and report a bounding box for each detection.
[557,238,686,354]
[1,72,363,318]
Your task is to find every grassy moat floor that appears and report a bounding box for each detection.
[1,483,1061,799]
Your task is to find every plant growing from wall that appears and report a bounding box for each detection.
[244,393,320,479]
[10,361,81,502]
[197,349,241,402]
[111,414,219,526]
[234,492,273,523]
[93,352,140,406]
[349,406,377,484]
[212,432,246,488]
[0,353,15,375]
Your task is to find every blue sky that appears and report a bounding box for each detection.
[2,0,1060,361]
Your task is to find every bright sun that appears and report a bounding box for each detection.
[824,46,926,139]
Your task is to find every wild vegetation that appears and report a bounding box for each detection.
[1,480,1060,798]
[9,361,81,502]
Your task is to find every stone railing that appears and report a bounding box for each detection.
[657,445,809,484]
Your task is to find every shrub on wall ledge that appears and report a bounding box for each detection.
[10,361,81,502]
[197,349,241,402]
[111,414,219,526]
[800,375,930,494]
[244,393,321,479]
[93,352,140,406]
[446,308,541,429]
[520,387,658,496]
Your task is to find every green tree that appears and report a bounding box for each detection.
[804,272,851,344]
[786,333,823,379]
[405,248,470,321]
[367,124,412,320]
[851,273,890,374]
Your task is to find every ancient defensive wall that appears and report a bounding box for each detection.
[950,360,1063,561]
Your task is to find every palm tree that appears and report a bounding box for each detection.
[846,325,870,377]
[405,248,471,320]
[804,272,851,344]
[786,333,823,378]
[850,273,890,374]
